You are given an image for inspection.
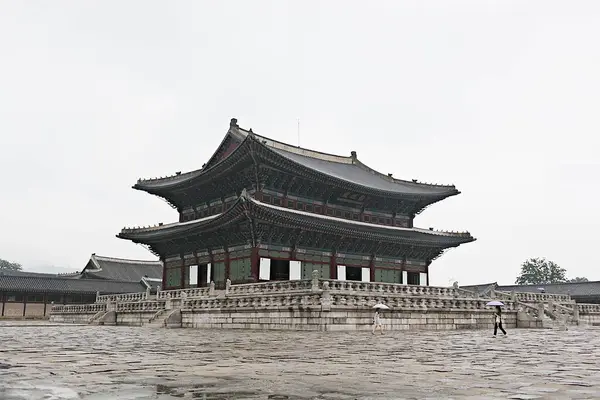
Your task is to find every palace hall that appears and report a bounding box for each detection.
[118,119,474,289]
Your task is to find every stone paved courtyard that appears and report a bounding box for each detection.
[0,322,599,399]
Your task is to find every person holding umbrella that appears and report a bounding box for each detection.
[487,301,507,337]
[372,303,389,335]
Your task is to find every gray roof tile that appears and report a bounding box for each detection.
[83,254,162,282]
[0,275,144,294]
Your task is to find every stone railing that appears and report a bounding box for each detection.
[157,287,211,300]
[517,301,543,320]
[97,292,147,303]
[182,289,516,312]
[578,303,600,314]
[226,280,313,296]
[184,293,323,310]
[545,302,577,323]
[117,301,166,313]
[51,303,107,314]
[496,291,572,304]
[322,280,461,298]
[327,293,516,311]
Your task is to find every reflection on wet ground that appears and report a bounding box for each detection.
[1,321,600,399]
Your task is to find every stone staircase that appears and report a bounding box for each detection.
[146,309,182,328]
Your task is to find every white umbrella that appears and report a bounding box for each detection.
[373,303,390,310]
[486,301,504,306]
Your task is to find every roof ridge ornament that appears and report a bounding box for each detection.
[230,118,238,128]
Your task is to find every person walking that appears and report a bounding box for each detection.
[493,305,507,336]
[372,309,384,335]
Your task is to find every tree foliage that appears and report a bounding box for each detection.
[569,277,589,283]
[515,258,567,285]
[0,258,22,271]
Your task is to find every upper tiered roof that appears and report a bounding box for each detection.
[133,119,459,201]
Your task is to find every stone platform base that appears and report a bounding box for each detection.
[182,306,515,331]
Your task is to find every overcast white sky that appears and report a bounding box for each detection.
[1,1,599,286]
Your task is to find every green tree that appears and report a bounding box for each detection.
[515,257,567,285]
[569,277,589,283]
[0,258,22,271]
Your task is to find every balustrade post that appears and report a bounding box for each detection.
[96,291,100,303]
[225,279,231,295]
[511,290,517,302]
[537,302,545,321]
[146,287,151,300]
[311,270,320,291]
[209,281,215,297]
[320,281,331,310]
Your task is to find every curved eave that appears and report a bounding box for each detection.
[133,136,459,208]
[117,195,475,249]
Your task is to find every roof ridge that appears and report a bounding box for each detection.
[0,275,144,284]
[499,281,600,286]
[92,254,162,265]
[235,126,353,164]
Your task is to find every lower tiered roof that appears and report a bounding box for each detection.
[118,190,475,258]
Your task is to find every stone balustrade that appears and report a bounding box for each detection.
[184,293,323,310]
[328,293,516,311]
[226,280,313,296]
[157,287,210,300]
[97,292,147,303]
[322,280,461,298]
[518,301,542,320]
[51,303,106,314]
[182,290,515,312]
[578,303,600,314]
[497,291,572,304]
[117,301,165,313]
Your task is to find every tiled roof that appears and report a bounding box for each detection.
[82,254,162,282]
[496,282,600,298]
[0,275,144,294]
[0,270,65,278]
[134,119,459,197]
[119,191,474,247]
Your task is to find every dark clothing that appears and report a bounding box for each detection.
[494,321,506,336]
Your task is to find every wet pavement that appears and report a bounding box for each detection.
[0,321,599,399]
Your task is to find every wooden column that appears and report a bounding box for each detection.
[225,249,231,282]
[250,247,259,282]
[43,293,47,317]
[161,258,167,289]
[426,261,431,286]
[180,257,186,289]
[23,292,27,317]
[369,255,376,282]
[330,253,337,280]
[208,250,215,284]
[1,292,5,317]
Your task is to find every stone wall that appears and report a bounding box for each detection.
[182,306,516,331]
[1,303,48,319]
[50,312,98,324]
[116,311,161,326]
[579,311,600,326]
